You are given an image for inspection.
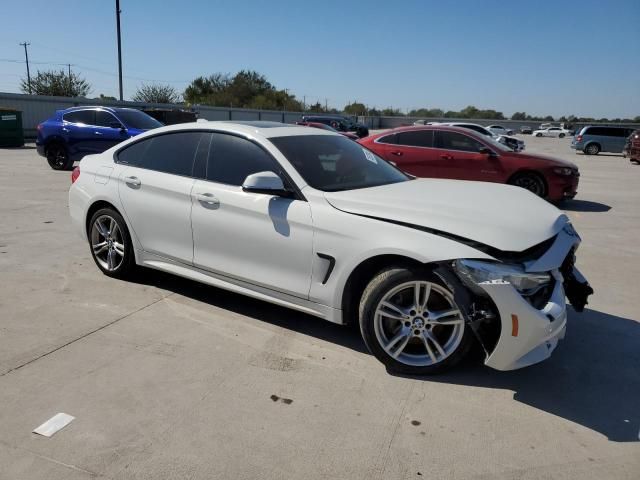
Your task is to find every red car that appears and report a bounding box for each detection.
[296,121,360,140]
[359,125,579,201]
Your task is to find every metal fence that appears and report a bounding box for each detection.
[2,91,638,138]
[0,92,308,137]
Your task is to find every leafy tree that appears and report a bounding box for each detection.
[381,108,404,116]
[634,116,640,123]
[543,115,555,121]
[132,84,180,103]
[183,70,303,111]
[409,108,444,117]
[21,69,90,97]
[511,112,527,120]
[344,102,367,115]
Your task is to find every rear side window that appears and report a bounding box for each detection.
[63,110,95,125]
[377,134,397,144]
[397,130,434,147]
[117,131,205,176]
[435,131,484,152]
[206,133,283,186]
[585,127,626,137]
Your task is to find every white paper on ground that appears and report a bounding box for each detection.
[33,413,75,437]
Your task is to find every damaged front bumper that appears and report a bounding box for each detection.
[452,222,593,371]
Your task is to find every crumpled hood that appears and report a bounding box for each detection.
[324,179,568,252]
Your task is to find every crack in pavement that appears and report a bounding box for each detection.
[0,294,173,378]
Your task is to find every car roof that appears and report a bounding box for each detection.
[62,106,142,114]
[379,124,487,136]
[123,120,337,140]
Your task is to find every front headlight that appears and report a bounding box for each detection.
[454,259,551,293]
[553,167,574,176]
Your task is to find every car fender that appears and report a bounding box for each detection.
[305,196,494,310]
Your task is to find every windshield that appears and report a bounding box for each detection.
[115,109,163,130]
[270,135,410,192]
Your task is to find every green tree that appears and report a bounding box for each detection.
[381,108,404,116]
[344,102,367,115]
[511,112,527,120]
[132,84,180,103]
[543,115,555,121]
[95,93,117,101]
[21,69,90,97]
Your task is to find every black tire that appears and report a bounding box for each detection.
[88,208,136,279]
[46,142,73,170]
[535,132,543,137]
[559,133,565,138]
[359,267,474,375]
[584,143,600,155]
[508,171,547,197]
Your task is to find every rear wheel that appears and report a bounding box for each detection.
[508,172,547,197]
[584,143,600,155]
[46,143,73,170]
[559,133,565,138]
[359,267,473,375]
[88,208,136,279]
[535,132,543,137]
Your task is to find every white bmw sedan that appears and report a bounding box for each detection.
[69,121,593,374]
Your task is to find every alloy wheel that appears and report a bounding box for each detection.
[373,281,465,367]
[47,146,67,169]
[511,174,545,196]
[90,215,125,271]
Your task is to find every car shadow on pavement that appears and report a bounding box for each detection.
[132,270,639,442]
[562,199,612,212]
[402,308,640,442]
[131,268,368,354]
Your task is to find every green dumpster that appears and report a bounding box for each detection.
[0,108,24,147]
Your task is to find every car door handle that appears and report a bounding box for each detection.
[440,154,454,160]
[94,131,103,135]
[194,192,220,206]
[124,176,141,187]
[390,151,403,156]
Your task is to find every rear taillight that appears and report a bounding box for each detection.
[71,166,80,184]
[36,123,43,131]
[576,135,582,142]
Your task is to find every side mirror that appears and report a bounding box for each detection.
[110,122,125,131]
[479,146,497,157]
[242,171,292,197]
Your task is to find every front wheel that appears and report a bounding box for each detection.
[359,267,473,375]
[508,172,547,197]
[535,133,543,137]
[559,133,565,138]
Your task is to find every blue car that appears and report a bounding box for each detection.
[36,106,162,170]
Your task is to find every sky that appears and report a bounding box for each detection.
[0,0,638,118]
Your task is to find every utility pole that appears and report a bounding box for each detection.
[115,0,123,101]
[303,95,306,112]
[67,64,72,96]
[325,98,328,112]
[19,42,31,94]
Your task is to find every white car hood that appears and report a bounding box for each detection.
[324,179,567,252]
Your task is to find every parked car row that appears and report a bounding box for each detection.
[68,120,593,375]
[358,124,578,201]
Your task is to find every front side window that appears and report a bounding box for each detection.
[397,130,434,148]
[95,110,119,128]
[206,133,283,186]
[377,133,397,144]
[435,131,484,152]
[270,134,409,192]
[117,131,204,176]
[63,110,95,125]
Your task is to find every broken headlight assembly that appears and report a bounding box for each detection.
[454,259,551,294]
